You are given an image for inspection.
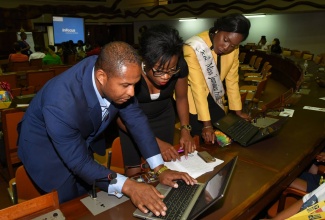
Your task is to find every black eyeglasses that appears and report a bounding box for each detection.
[151,67,181,77]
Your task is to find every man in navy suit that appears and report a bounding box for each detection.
[18,41,196,216]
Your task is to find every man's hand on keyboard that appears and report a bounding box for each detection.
[122,178,167,216]
[159,169,197,188]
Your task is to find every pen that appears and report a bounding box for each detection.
[178,149,184,153]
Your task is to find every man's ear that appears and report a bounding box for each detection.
[95,69,107,85]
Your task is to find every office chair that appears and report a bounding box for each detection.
[26,69,55,92]
[239,55,257,68]
[267,187,306,218]
[8,165,41,204]
[243,62,270,78]
[29,58,43,69]
[0,73,18,89]
[7,61,30,72]
[10,86,36,97]
[241,57,263,72]
[238,52,246,64]
[1,108,25,179]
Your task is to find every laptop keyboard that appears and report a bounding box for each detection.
[227,119,259,144]
[160,180,200,220]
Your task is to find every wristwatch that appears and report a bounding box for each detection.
[180,124,192,131]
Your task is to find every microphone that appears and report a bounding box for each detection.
[90,172,117,199]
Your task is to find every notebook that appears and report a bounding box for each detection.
[214,113,288,147]
[133,156,237,220]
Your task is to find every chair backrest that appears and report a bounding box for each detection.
[0,73,17,89]
[252,78,269,103]
[282,50,292,57]
[10,86,36,97]
[7,61,30,72]
[26,69,55,92]
[9,165,42,204]
[0,191,59,219]
[292,51,302,58]
[314,55,322,64]
[260,62,270,72]
[302,53,313,61]
[29,58,43,69]
[109,137,125,174]
[249,55,257,67]
[253,57,263,70]
[49,65,71,76]
[259,64,272,79]
[1,108,25,179]
[260,72,272,93]
[238,52,246,63]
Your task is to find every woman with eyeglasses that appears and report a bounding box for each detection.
[117,24,196,176]
[183,13,251,144]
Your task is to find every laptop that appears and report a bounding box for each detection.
[133,156,237,220]
[213,113,288,147]
[9,94,35,108]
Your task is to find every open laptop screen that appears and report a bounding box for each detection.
[188,156,237,220]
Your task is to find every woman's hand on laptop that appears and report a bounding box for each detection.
[158,168,197,188]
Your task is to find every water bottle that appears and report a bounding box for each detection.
[303,60,308,75]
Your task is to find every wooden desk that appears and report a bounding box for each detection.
[59,58,325,219]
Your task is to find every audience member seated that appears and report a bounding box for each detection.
[273,183,325,220]
[257,35,268,50]
[29,45,45,61]
[270,38,283,55]
[84,41,92,52]
[42,45,63,65]
[55,44,63,57]
[8,42,29,63]
[17,32,33,57]
[76,40,86,61]
[86,41,102,56]
[289,152,325,193]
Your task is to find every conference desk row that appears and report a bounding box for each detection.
[57,53,325,219]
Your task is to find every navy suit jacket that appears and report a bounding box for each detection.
[17,56,160,192]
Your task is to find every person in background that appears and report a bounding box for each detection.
[29,45,45,61]
[76,40,86,61]
[138,25,148,44]
[270,38,283,55]
[117,24,196,177]
[257,35,268,50]
[17,41,196,216]
[42,45,63,65]
[84,41,92,52]
[18,32,33,56]
[289,152,325,193]
[86,40,102,57]
[8,42,28,62]
[183,13,251,144]
[273,183,325,220]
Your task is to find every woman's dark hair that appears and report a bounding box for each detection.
[209,13,251,41]
[273,38,280,45]
[139,24,184,70]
